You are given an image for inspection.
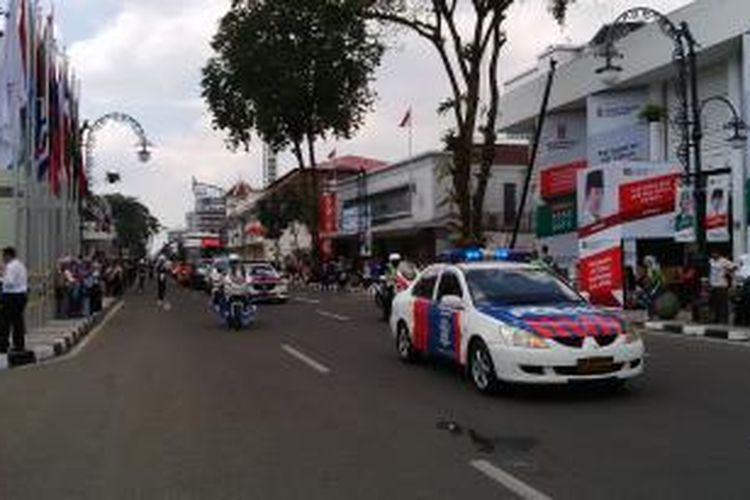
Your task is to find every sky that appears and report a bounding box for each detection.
[49,0,692,232]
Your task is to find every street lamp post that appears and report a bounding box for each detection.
[596,8,748,320]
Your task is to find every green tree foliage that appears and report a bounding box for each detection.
[360,0,575,244]
[104,194,161,259]
[255,191,307,241]
[202,0,384,168]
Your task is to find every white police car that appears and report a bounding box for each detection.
[390,256,644,393]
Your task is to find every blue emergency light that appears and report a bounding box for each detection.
[438,247,531,264]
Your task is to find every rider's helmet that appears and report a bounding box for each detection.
[388,253,401,263]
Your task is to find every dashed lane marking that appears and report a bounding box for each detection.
[315,309,351,322]
[470,459,553,500]
[294,297,321,305]
[281,344,331,375]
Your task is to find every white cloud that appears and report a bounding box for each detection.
[62,0,693,232]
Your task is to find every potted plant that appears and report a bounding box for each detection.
[640,104,667,161]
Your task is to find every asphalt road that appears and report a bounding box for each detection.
[0,283,749,499]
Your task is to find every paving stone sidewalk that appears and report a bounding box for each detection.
[0,297,119,370]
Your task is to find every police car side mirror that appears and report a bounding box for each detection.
[440,295,465,310]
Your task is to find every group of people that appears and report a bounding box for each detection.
[53,254,139,320]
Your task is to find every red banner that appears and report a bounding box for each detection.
[578,246,622,307]
[540,160,586,199]
[318,193,337,235]
[619,173,678,223]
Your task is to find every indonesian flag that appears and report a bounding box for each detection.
[399,108,412,128]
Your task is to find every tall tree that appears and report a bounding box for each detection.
[202,0,384,260]
[360,0,574,244]
[104,194,161,259]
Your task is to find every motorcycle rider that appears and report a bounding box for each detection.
[223,255,249,328]
[224,255,248,302]
[210,261,226,306]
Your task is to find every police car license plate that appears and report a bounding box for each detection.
[576,357,615,375]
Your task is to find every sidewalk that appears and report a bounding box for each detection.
[0,297,120,370]
[628,309,750,342]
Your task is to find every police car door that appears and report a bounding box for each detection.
[430,268,466,362]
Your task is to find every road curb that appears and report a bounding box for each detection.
[6,298,121,370]
[644,320,750,342]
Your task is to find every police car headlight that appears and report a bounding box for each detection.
[500,326,549,349]
[623,325,642,344]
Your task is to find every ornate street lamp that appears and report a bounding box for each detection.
[82,112,154,185]
[700,95,748,150]
[594,7,749,321]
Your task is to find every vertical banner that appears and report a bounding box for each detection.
[535,111,587,266]
[587,88,650,167]
[674,180,696,242]
[706,174,731,242]
[318,193,337,235]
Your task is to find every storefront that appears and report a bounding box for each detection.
[498,0,750,306]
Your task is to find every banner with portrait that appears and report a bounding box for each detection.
[706,174,731,242]
[673,180,696,242]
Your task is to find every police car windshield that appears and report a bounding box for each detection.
[245,264,278,277]
[465,268,583,306]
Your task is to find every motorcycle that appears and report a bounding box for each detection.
[211,286,257,330]
[374,264,417,321]
[374,277,395,321]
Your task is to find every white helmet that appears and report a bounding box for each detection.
[228,253,241,263]
[388,253,402,262]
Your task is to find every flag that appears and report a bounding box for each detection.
[398,108,412,128]
[0,0,30,168]
[35,16,50,181]
[327,149,336,160]
[49,46,62,196]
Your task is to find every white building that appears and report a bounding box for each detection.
[331,144,532,260]
[498,0,750,267]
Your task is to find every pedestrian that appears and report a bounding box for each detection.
[156,258,169,309]
[643,256,665,317]
[1,247,28,353]
[709,251,735,324]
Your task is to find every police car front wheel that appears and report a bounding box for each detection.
[468,340,499,394]
[396,323,416,363]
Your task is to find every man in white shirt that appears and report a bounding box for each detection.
[1,247,28,352]
[709,252,736,324]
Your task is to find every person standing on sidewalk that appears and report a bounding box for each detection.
[709,252,735,324]
[1,247,28,353]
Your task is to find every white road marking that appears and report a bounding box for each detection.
[21,301,126,369]
[281,344,331,374]
[470,459,553,500]
[315,309,351,322]
[294,297,321,305]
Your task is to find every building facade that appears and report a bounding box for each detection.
[498,0,750,269]
[330,144,532,261]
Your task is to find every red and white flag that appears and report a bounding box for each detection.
[398,108,412,128]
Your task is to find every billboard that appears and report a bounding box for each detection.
[577,161,680,306]
[537,112,587,202]
[706,174,731,242]
[673,181,696,242]
[535,111,587,256]
[587,88,650,167]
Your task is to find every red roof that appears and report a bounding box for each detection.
[316,155,388,173]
